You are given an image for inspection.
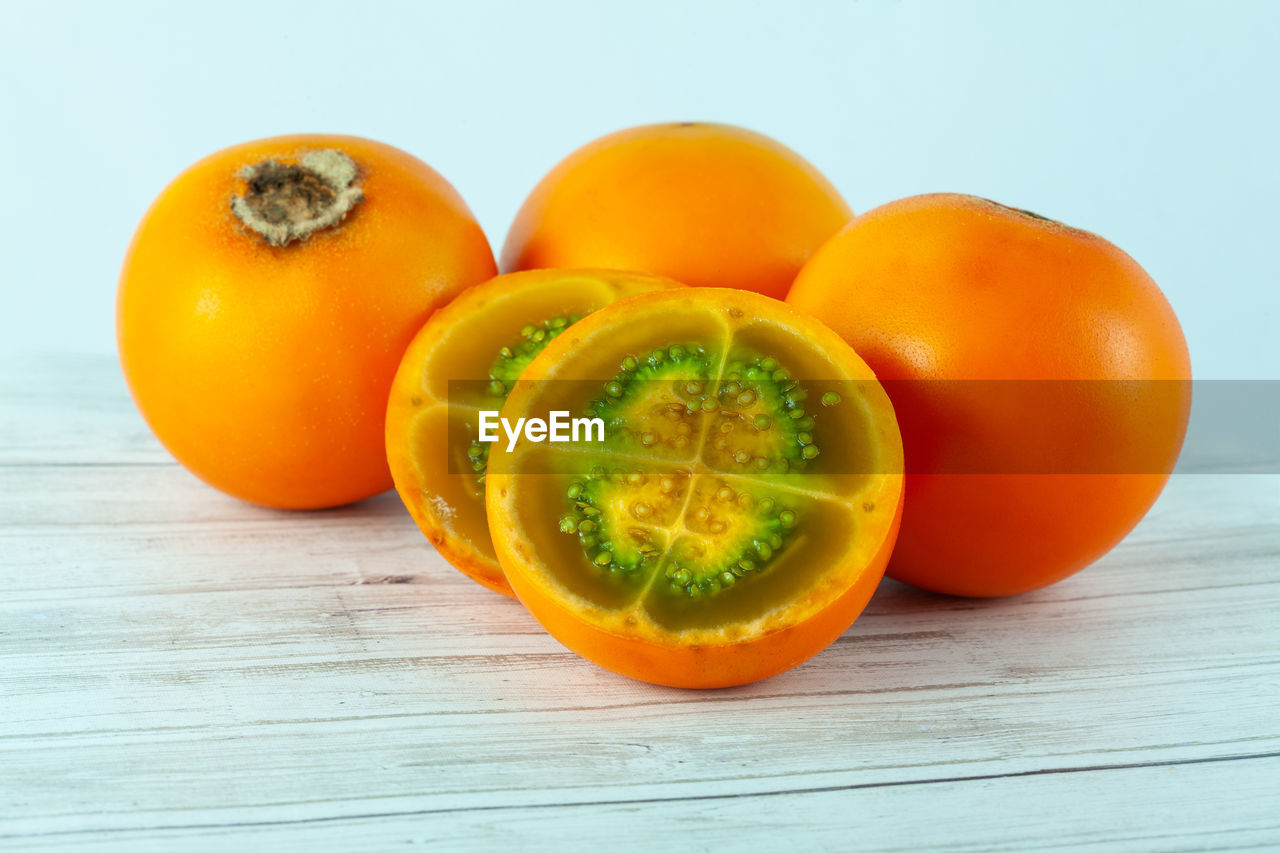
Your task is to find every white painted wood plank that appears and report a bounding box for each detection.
[7,756,1277,852]
[1,356,1277,849]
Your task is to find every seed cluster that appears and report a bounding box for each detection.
[662,482,800,598]
[466,314,586,484]
[558,466,683,574]
[557,346,846,602]
[704,355,842,473]
[488,315,583,396]
[589,344,715,454]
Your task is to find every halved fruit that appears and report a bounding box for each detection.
[486,289,904,687]
[386,269,685,596]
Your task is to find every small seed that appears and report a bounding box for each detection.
[650,348,666,363]
[488,380,506,396]
[577,519,596,533]
[466,446,484,459]
[737,390,756,406]
[520,324,535,338]
[700,399,717,413]
[709,520,727,534]
[605,381,623,397]
[549,316,568,329]
[621,356,638,372]
[670,345,686,359]
[558,516,577,534]
[593,551,613,566]
[821,391,842,407]
[632,502,651,519]
[753,414,772,430]
[779,510,797,528]
[498,346,513,359]
[685,380,703,395]
[754,456,770,470]
[733,450,750,464]
[760,357,777,371]
[716,487,734,502]
[797,432,813,445]
[627,471,644,485]
[566,484,582,499]
[531,329,546,343]
[801,445,820,460]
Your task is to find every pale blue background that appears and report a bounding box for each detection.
[2,0,1276,379]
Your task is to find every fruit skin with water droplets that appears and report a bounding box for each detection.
[486,288,904,688]
[386,269,685,596]
[788,193,1191,597]
[501,122,851,299]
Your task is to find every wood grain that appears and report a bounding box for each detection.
[2,356,1277,850]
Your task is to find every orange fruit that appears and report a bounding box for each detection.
[502,122,851,299]
[486,288,904,687]
[117,134,496,509]
[788,193,1191,597]
[386,269,685,596]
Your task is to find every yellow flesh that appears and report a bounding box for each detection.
[497,310,895,633]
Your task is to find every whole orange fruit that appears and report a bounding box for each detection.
[501,122,851,299]
[788,193,1191,597]
[118,134,496,509]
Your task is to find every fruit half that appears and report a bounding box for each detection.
[386,269,684,596]
[486,289,904,687]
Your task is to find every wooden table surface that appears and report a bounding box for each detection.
[3,355,1277,851]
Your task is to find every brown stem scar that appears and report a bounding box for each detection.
[230,150,364,246]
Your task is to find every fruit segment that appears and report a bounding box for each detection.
[487,288,904,687]
[386,269,685,597]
